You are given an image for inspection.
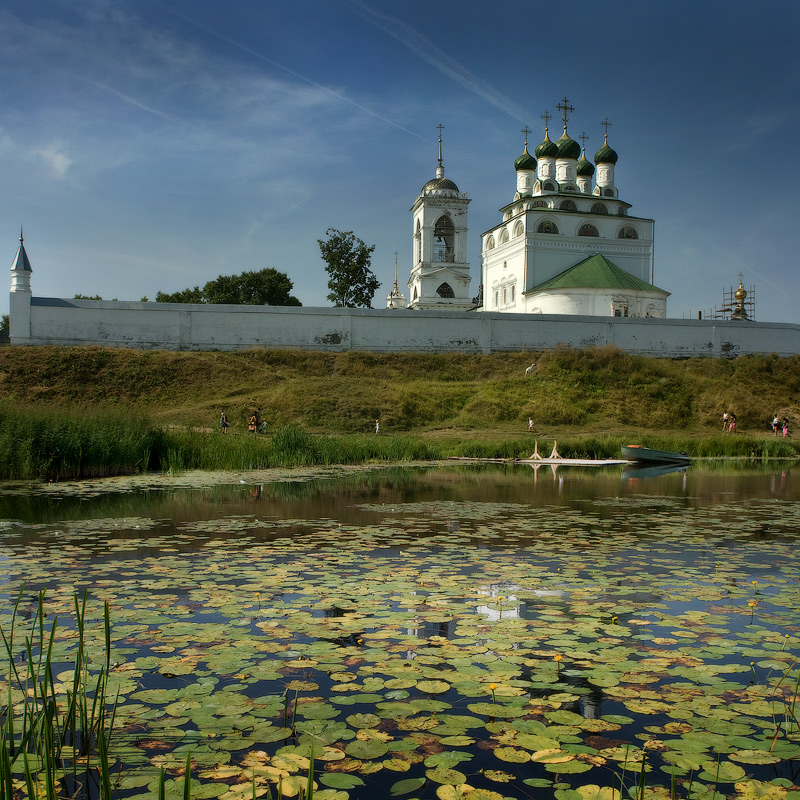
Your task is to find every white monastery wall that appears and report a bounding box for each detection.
[10,295,799,358]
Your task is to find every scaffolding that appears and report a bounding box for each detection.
[705,281,756,321]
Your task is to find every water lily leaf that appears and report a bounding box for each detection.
[494,747,530,763]
[344,739,389,760]
[319,773,365,789]
[416,680,450,694]
[425,766,467,785]
[699,761,747,782]
[389,777,426,796]
[729,750,781,765]
[345,713,380,729]
[532,749,574,764]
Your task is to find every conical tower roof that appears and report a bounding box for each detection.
[11,228,32,273]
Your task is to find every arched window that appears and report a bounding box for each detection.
[578,224,599,237]
[500,229,510,244]
[494,291,498,307]
[543,181,556,191]
[560,199,576,211]
[618,226,639,239]
[603,188,614,197]
[415,220,422,264]
[591,203,608,215]
[511,286,515,302]
[533,199,547,208]
[433,215,454,262]
[537,220,558,234]
[513,221,524,237]
[503,288,507,305]
[436,282,454,298]
[486,235,496,250]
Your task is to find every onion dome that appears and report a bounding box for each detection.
[594,133,618,164]
[556,128,581,160]
[421,176,460,195]
[534,129,558,159]
[514,144,537,171]
[576,148,595,177]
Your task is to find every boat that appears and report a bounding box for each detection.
[621,444,690,464]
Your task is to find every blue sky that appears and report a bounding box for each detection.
[2,0,798,323]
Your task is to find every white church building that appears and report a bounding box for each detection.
[393,100,668,319]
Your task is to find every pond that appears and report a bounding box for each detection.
[1,462,799,800]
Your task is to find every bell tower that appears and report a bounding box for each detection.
[407,126,473,311]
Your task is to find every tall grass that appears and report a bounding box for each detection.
[0,403,165,480]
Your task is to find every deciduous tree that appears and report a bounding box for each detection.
[318,228,379,308]
[156,268,301,306]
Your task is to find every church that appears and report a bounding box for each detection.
[390,99,669,318]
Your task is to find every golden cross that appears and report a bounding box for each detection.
[556,97,574,128]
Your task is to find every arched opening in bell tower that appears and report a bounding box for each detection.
[433,215,454,263]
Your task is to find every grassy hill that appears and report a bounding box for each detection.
[0,345,797,440]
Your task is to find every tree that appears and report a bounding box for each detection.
[318,228,379,308]
[155,268,301,306]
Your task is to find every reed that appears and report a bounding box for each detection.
[0,403,165,480]
[0,590,117,800]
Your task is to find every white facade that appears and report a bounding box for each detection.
[407,133,473,311]
[481,114,663,318]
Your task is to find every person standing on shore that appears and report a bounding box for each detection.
[722,410,729,431]
[220,411,230,434]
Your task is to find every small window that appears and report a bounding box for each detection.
[494,291,498,307]
[511,286,515,302]
[537,221,558,234]
[591,203,608,215]
[436,282,454,298]
[503,289,507,305]
[543,181,556,191]
[603,188,614,197]
[486,235,496,250]
[578,224,599,237]
[500,229,510,244]
[513,221,524,237]
[560,199,576,211]
[618,226,638,239]
[533,199,547,208]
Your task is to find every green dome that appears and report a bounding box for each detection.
[534,130,558,159]
[556,129,581,160]
[514,145,537,171]
[576,151,595,177]
[594,135,618,164]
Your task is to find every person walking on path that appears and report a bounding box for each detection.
[727,412,737,433]
[772,415,780,436]
[783,417,790,438]
[248,414,257,434]
[528,418,538,433]
[220,411,230,434]
[722,410,729,432]
[375,419,380,435]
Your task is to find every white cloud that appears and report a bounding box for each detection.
[34,143,72,179]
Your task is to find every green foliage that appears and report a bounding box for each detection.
[0,314,7,331]
[72,293,102,300]
[0,403,164,480]
[156,267,301,306]
[318,228,379,308]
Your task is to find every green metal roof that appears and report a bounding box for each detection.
[530,253,668,294]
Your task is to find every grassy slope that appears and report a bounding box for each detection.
[0,346,798,444]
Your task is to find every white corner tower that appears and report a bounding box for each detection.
[9,227,33,343]
[407,126,472,311]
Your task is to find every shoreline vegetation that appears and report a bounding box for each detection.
[0,346,797,480]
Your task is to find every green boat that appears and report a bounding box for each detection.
[621,444,690,464]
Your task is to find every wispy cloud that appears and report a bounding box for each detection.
[342,0,529,124]
[34,143,72,179]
